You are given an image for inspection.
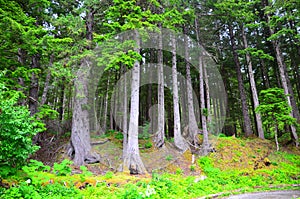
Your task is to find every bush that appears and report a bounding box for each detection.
[0,84,44,171]
[0,182,82,199]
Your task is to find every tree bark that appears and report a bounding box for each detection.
[195,17,209,154]
[184,26,200,147]
[103,77,110,132]
[199,54,210,155]
[70,58,100,165]
[154,26,165,148]
[242,27,264,139]
[123,30,146,174]
[122,65,128,159]
[228,24,253,137]
[29,54,40,116]
[69,8,100,165]
[171,33,188,151]
[41,54,54,106]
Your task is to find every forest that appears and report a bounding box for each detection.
[0,0,299,198]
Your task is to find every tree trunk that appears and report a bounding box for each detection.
[204,64,211,130]
[122,65,128,159]
[171,33,188,151]
[69,8,100,165]
[103,77,110,132]
[228,24,253,137]
[242,27,264,139]
[184,26,200,147]
[123,30,146,174]
[155,26,165,148]
[266,13,299,147]
[195,17,209,154]
[29,54,40,116]
[58,77,65,122]
[199,54,210,155]
[70,58,100,165]
[41,54,54,105]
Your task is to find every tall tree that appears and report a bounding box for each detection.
[123,30,147,174]
[69,3,100,165]
[171,33,188,151]
[228,24,253,137]
[241,27,264,139]
[262,0,299,146]
[184,25,200,146]
[155,24,165,148]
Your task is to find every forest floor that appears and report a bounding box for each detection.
[6,131,298,199]
[34,130,300,177]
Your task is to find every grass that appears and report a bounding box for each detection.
[1,136,299,199]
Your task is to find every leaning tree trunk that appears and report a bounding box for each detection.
[184,25,200,147]
[155,25,165,148]
[267,15,299,147]
[228,24,253,137]
[242,27,264,139]
[123,30,146,174]
[171,33,188,152]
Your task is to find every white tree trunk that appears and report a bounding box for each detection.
[184,26,199,147]
[103,77,110,132]
[155,26,165,148]
[123,30,146,174]
[195,17,210,154]
[122,66,128,159]
[242,28,265,139]
[199,54,209,155]
[171,33,188,151]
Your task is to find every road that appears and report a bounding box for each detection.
[226,190,300,199]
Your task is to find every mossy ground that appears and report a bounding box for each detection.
[1,133,299,198]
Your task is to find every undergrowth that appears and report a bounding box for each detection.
[0,137,299,199]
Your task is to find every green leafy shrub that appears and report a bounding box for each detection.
[104,171,114,179]
[115,131,124,140]
[144,141,152,149]
[0,182,82,199]
[53,159,73,176]
[138,122,150,140]
[0,83,44,171]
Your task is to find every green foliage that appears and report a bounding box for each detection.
[53,159,73,176]
[190,165,196,172]
[35,105,59,120]
[165,155,173,161]
[115,131,124,140]
[256,88,298,136]
[80,166,93,177]
[175,168,183,175]
[0,82,43,170]
[22,160,50,173]
[138,122,151,140]
[144,141,153,149]
[104,171,114,179]
[0,182,82,199]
